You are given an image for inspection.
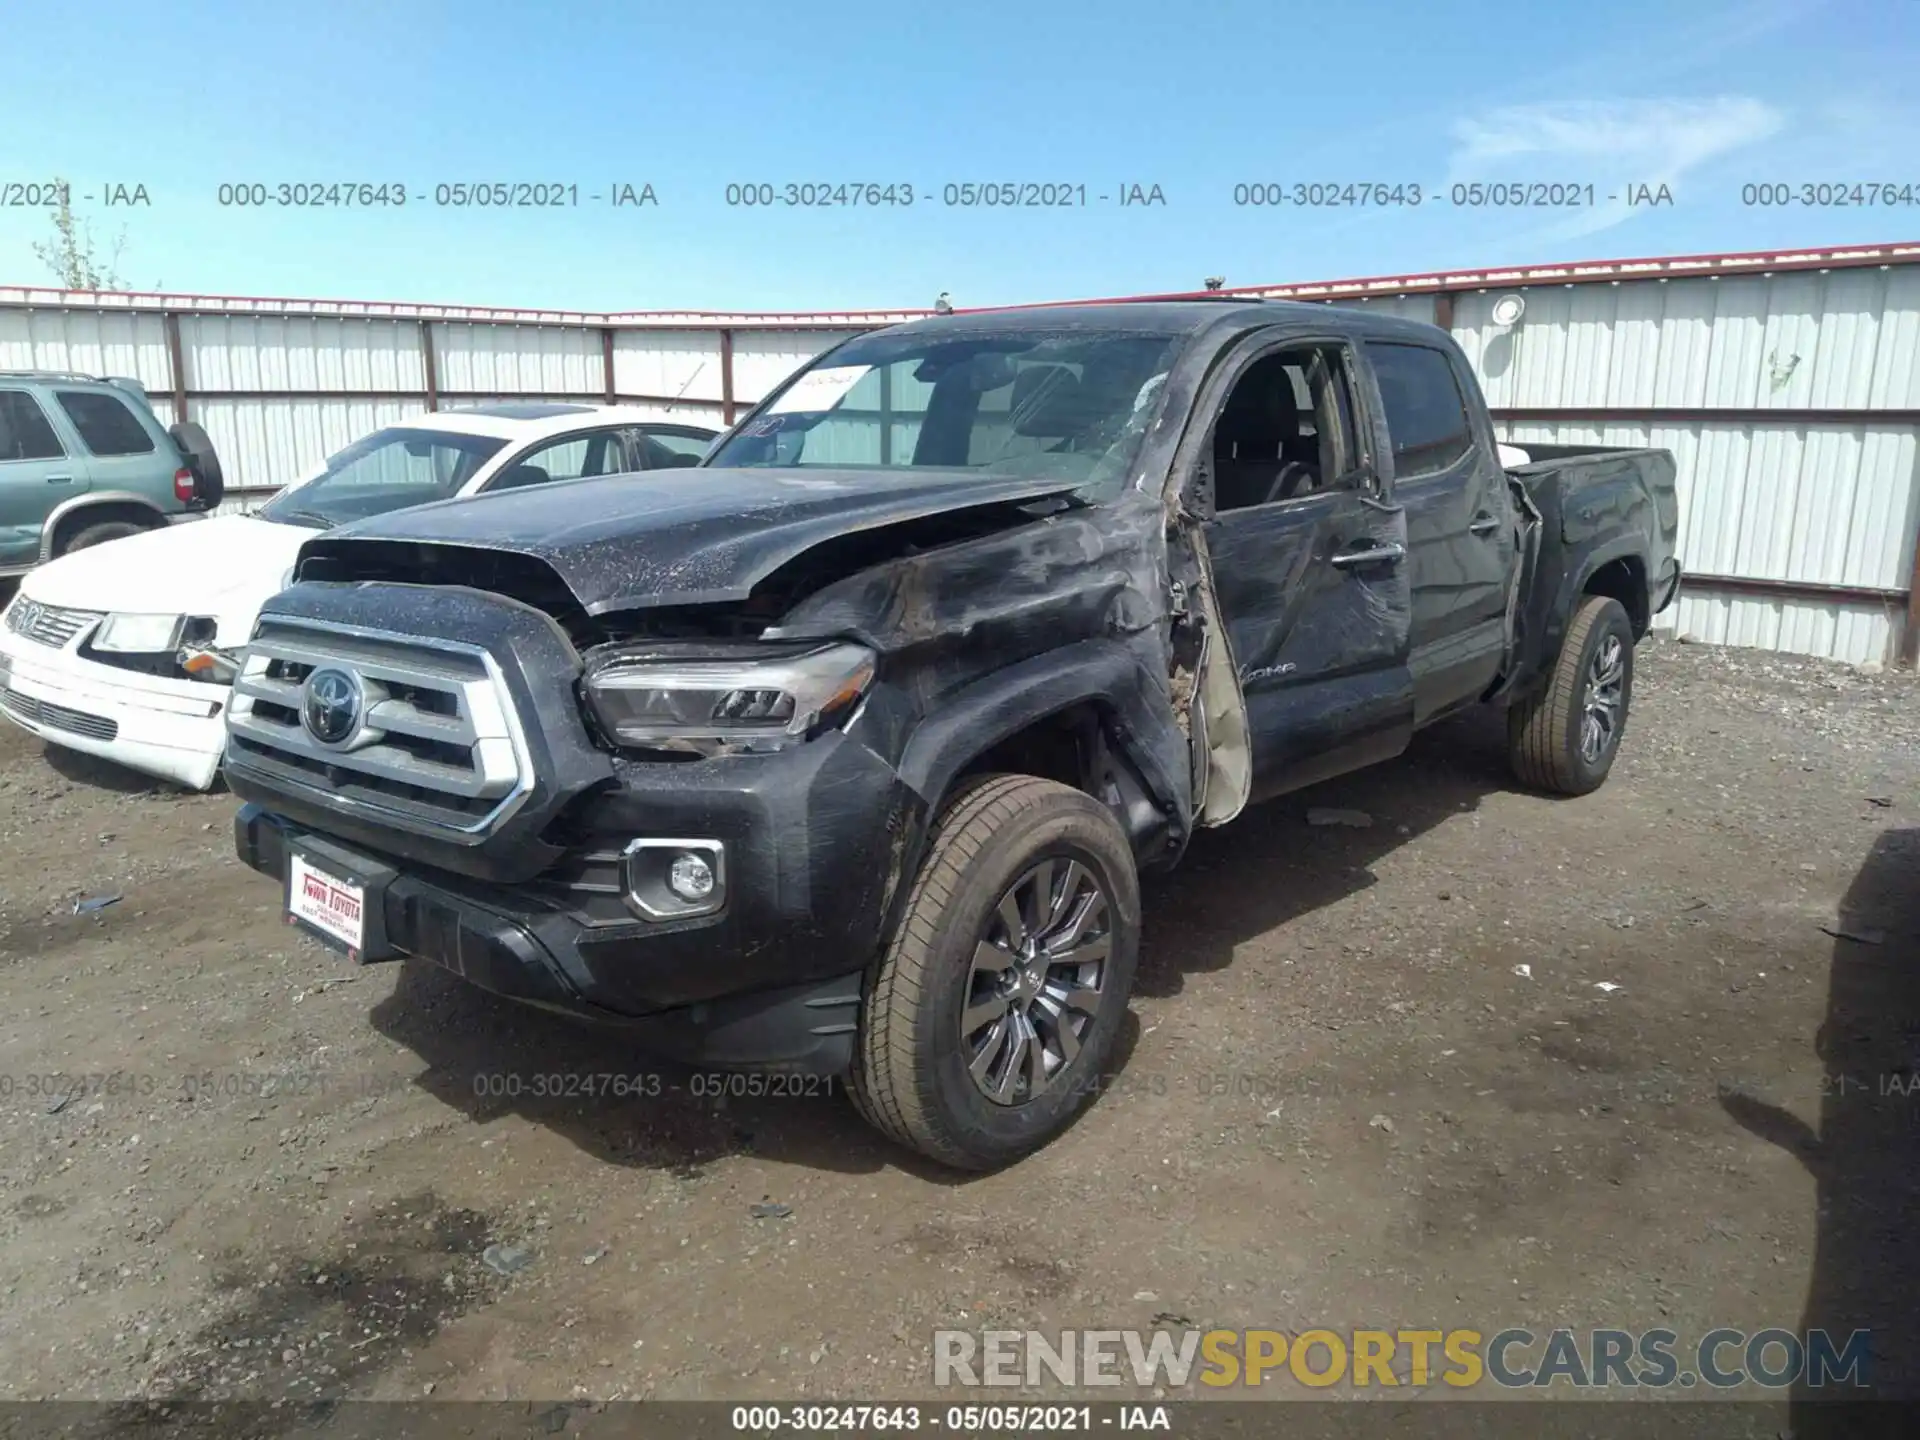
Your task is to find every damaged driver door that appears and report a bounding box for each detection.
[1192,336,1415,804]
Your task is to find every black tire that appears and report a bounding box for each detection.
[1507,594,1635,795]
[168,421,225,508]
[849,773,1141,1170]
[59,519,149,555]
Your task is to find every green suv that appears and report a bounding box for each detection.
[0,371,224,579]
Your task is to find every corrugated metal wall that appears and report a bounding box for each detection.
[5,254,1917,662]
[0,301,883,511]
[1451,267,1920,665]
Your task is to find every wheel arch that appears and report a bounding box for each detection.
[1580,551,1651,637]
[40,492,173,561]
[895,638,1190,868]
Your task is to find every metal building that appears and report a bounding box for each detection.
[3,239,1916,664]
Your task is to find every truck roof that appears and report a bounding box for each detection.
[877,298,1447,346]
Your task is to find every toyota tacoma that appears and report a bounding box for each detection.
[222,299,1680,1168]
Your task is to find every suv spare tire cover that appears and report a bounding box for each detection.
[169,421,225,508]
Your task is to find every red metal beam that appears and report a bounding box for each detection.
[162,388,726,408]
[9,240,1915,325]
[1493,407,1920,425]
[1904,527,1920,666]
[419,319,438,411]
[163,312,188,423]
[1683,573,1907,605]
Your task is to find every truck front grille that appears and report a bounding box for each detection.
[226,617,530,839]
[5,599,101,649]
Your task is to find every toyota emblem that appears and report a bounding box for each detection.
[301,667,363,745]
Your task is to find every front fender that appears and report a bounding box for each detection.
[897,636,1191,849]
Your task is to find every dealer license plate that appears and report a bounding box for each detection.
[288,852,367,955]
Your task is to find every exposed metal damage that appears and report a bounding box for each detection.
[298,463,1205,867]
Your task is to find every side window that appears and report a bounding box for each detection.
[0,391,66,461]
[488,430,625,491]
[635,428,710,469]
[55,390,155,456]
[1365,342,1473,479]
[1209,344,1360,513]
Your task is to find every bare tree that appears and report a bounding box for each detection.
[33,179,129,291]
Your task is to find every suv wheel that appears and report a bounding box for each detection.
[60,519,149,555]
[849,774,1141,1170]
[1507,594,1635,795]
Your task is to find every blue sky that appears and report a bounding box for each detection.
[1,0,1915,311]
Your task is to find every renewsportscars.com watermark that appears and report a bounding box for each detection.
[933,1327,1872,1390]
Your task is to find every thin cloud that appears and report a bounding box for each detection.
[1447,97,1787,243]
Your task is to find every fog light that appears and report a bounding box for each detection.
[621,837,726,921]
[667,851,716,902]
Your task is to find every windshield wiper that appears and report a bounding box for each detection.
[1018,490,1093,516]
[271,509,336,530]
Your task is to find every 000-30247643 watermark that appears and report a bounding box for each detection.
[931,1326,1873,1392]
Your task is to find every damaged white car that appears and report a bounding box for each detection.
[0,404,714,788]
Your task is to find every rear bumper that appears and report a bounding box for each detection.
[0,629,226,789]
[234,801,873,1074]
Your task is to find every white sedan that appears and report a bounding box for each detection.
[0,403,714,788]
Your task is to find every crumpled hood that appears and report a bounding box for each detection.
[299,467,1082,615]
[21,514,310,640]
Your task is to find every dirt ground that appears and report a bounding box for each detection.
[1,631,1917,1417]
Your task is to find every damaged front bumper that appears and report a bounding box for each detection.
[233,728,923,1073]
[0,625,228,790]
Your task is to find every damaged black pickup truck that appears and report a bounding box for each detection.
[224,299,1680,1168]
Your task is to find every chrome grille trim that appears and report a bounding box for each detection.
[0,684,118,742]
[224,616,534,841]
[5,598,102,649]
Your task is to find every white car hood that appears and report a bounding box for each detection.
[22,514,312,643]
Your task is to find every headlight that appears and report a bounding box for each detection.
[93,613,185,653]
[583,641,875,755]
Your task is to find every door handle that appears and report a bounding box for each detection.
[1469,513,1501,536]
[1330,541,1407,568]
[45,474,75,484]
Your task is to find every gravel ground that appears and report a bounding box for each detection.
[0,635,1916,1421]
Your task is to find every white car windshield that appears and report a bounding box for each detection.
[258,427,509,528]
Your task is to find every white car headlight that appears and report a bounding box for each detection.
[93,613,186,654]
[582,641,875,755]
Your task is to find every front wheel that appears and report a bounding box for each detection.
[849,774,1141,1170]
[1507,594,1635,795]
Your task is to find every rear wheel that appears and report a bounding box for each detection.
[1507,594,1634,795]
[849,774,1141,1170]
[59,519,149,555]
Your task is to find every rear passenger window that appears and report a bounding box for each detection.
[0,391,65,461]
[1366,342,1473,478]
[55,390,155,456]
